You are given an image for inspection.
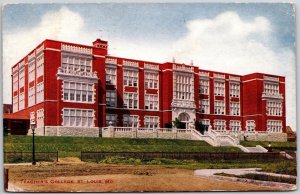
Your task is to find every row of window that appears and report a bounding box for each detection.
[174,74,193,100]
[63,82,94,103]
[106,114,159,128]
[62,54,92,73]
[200,100,241,116]
[266,101,282,116]
[199,80,240,98]
[63,108,94,127]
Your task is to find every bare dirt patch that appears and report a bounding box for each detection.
[5,161,285,192]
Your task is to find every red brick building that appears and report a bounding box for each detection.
[9,39,286,137]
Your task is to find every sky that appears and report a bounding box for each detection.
[2,3,296,130]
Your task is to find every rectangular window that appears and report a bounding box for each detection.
[36,82,44,103]
[267,120,282,133]
[63,81,94,103]
[230,102,240,116]
[214,100,225,115]
[214,120,226,131]
[264,83,279,95]
[199,79,209,95]
[123,115,139,127]
[200,99,210,114]
[145,94,158,110]
[124,92,138,109]
[13,96,18,112]
[13,72,18,92]
[145,72,159,89]
[230,120,241,132]
[28,60,35,83]
[123,69,138,87]
[19,67,25,88]
[36,109,44,128]
[144,116,159,128]
[62,54,92,73]
[106,90,117,107]
[63,108,94,127]
[28,86,36,107]
[229,83,240,98]
[36,53,44,78]
[214,81,225,96]
[19,92,25,110]
[105,67,116,85]
[266,101,282,116]
[246,120,256,132]
[106,114,117,126]
[175,74,192,100]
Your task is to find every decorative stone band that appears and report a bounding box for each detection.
[173,64,194,73]
[171,99,196,108]
[144,63,159,70]
[57,67,98,80]
[105,58,117,65]
[262,92,284,100]
[214,73,225,79]
[199,71,209,77]
[36,44,44,55]
[123,60,138,68]
[61,44,92,55]
[229,75,241,82]
[264,75,279,82]
[28,51,36,62]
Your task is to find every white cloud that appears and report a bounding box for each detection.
[3,9,296,130]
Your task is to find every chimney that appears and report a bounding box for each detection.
[93,38,108,50]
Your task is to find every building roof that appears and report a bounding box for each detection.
[3,113,30,120]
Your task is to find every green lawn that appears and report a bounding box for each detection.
[240,141,297,152]
[4,135,241,158]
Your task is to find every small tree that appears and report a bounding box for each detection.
[195,120,208,135]
[172,118,185,129]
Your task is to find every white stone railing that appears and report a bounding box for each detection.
[105,58,117,64]
[123,60,138,68]
[229,75,240,81]
[264,75,279,82]
[144,63,159,70]
[262,92,283,99]
[57,67,98,79]
[199,71,209,77]
[114,127,133,132]
[173,64,194,73]
[214,73,225,79]
[62,44,92,55]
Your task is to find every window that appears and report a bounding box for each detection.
[123,70,138,87]
[37,109,44,128]
[19,67,25,88]
[36,53,44,77]
[124,92,138,109]
[28,87,35,107]
[63,109,94,127]
[62,54,92,73]
[214,120,226,131]
[28,60,35,83]
[214,100,225,115]
[13,96,18,112]
[214,81,225,96]
[106,67,116,85]
[229,83,240,97]
[106,114,117,126]
[230,120,241,132]
[13,72,18,92]
[123,115,139,127]
[63,81,94,103]
[201,119,210,127]
[145,94,158,110]
[175,74,193,100]
[106,90,117,107]
[264,83,279,95]
[36,82,44,103]
[144,116,159,128]
[199,79,209,94]
[200,99,210,114]
[267,120,282,133]
[145,72,158,89]
[246,120,255,132]
[19,92,25,110]
[266,101,282,116]
[230,102,240,116]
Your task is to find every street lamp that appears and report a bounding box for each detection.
[30,120,36,165]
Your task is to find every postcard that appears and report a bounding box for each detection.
[2,2,297,192]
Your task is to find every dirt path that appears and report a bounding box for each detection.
[5,161,285,192]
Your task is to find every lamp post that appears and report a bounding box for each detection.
[30,120,36,165]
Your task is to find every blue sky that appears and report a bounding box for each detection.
[2,3,296,130]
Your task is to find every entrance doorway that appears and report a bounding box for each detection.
[178,112,190,129]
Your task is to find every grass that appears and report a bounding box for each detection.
[240,141,297,152]
[4,135,241,158]
[96,156,297,176]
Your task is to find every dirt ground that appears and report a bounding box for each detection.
[5,158,285,192]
